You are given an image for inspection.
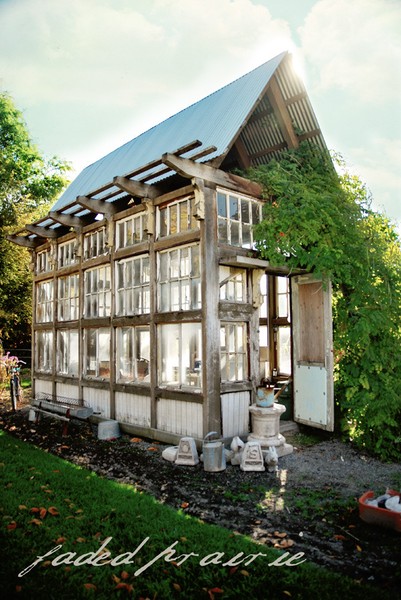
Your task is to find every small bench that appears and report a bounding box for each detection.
[30,397,94,436]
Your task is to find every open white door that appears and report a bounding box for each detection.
[291,274,334,431]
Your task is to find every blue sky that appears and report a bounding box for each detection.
[0,0,400,229]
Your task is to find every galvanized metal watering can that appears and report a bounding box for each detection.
[202,431,226,472]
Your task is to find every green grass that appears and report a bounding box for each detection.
[0,430,378,600]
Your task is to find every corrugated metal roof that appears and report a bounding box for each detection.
[52,51,287,211]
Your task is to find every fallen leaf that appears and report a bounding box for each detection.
[112,574,121,584]
[15,585,22,593]
[115,583,133,592]
[147,447,158,452]
[283,592,292,597]
[76,537,86,543]
[30,519,43,526]
[30,507,40,514]
[83,583,96,590]
[240,570,249,576]
[334,534,346,541]
[7,521,17,530]
[209,588,224,594]
[40,508,47,519]
[274,531,287,538]
[180,502,189,509]
[356,545,362,552]
[48,507,59,516]
[130,437,142,443]
[18,505,27,511]
[121,571,129,580]
[173,583,181,591]
[229,567,238,575]
[55,537,66,544]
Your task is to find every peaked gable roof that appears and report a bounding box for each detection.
[52,51,288,211]
[9,50,327,247]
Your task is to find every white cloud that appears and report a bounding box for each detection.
[347,137,401,221]
[299,0,401,103]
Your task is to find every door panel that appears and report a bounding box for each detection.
[291,274,334,431]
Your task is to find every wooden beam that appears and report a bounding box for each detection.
[267,76,299,149]
[49,211,84,228]
[234,138,251,170]
[161,153,262,198]
[7,235,41,249]
[25,224,60,239]
[76,195,120,215]
[113,176,161,199]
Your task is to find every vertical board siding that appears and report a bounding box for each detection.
[157,399,202,438]
[56,382,80,401]
[83,387,110,419]
[221,391,251,438]
[115,392,151,427]
[34,379,53,397]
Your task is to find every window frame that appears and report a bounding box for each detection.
[83,228,107,261]
[158,243,201,312]
[115,254,150,316]
[157,196,198,238]
[220,322,248,382]
[83,265,111,318]
[217,190,262,248]
[36,280,54,323]
[83,327,111,379]
[116,212,147,249]
[58,274,80,321]
[58,240,78,268]
[35,330,53,373]
[56,329,79,376]
[116,326,151,384]
[158,322,202,391]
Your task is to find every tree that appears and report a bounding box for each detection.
[0,92,70,350]
[248,142,401,461]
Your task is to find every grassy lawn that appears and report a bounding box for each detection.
[0,430,378,600]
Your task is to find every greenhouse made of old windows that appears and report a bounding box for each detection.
[9,51,334,444]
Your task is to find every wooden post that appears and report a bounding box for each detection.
[199,183,221,436]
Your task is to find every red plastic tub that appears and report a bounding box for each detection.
[359,490,401,532]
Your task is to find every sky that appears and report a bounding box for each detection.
[0,0,400,229]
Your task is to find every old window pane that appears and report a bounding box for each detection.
[158,323,202,390]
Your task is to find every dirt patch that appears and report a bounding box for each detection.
[1,400,401,595]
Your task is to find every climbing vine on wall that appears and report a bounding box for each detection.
[248,142,401,461]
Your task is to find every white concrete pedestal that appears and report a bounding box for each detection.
[248,403,293,458]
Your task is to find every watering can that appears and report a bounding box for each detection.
[202,431,226,472]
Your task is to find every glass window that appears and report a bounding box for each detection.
[276,276,290,320]
[217,190,262,248]
[84,229,107,260]
[57,330,79,376]
[35,330,53,373]
[116,213,147,249]
[58,274,79,321]
[84,328,110,378]
[219,266,246,302]
[36,280,54,323]
[157,197,197,238]
[116,255,150,316]
[36,249,52,274]
[158,323,202,390]
[84,266,111,318]
[116,326,150,383]
[58,240,78,268]
[220,322,248,382]
[158,244,201,312]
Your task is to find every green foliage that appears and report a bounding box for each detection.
[249,142,401,461]
[0,92,70,348]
